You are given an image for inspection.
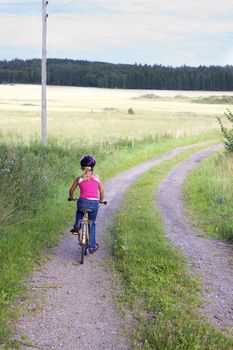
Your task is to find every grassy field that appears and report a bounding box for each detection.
[112,147,233,350]
[185,151,233,242]
[0,85,232,142]
[0,84,232,347]
[0,134,218,346]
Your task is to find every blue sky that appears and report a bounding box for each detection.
[0,0,233,66]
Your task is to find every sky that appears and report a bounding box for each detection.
[0,0,233,67]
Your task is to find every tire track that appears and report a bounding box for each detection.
[13,142,210,350]
[156,144,233,333]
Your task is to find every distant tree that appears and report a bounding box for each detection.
[0,58,233,91]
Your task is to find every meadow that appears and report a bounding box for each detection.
[0,84,232,142]
[1,84,233,347]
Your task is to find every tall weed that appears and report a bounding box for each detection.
[186,151,233,241]
[217,109,233,153]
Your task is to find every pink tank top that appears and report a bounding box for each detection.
[78,175,100,200]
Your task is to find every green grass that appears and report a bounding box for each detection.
[0,132,219,344]
[185,151,233,242]
[112,148,233,350]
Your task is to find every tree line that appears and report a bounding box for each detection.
[0,58,233,91]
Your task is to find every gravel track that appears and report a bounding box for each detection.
[12,143,203,350]
[157,144,233,333]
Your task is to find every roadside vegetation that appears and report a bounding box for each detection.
[0,133,218,344]
[186,110,233,242]
[217,109,233,152]
[185,151,233,242]
[112,149,233,350]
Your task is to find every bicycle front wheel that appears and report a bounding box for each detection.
[81,244,85,264]
[80,223,88,264]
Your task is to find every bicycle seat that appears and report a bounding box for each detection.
[79,208,93,214]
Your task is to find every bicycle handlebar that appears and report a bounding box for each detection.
[68,198,107,205]
[99,200,108,205]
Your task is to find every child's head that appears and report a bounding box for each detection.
[80,155,96,169]
[80,156,96,179]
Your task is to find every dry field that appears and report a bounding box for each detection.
[0,84,232,142]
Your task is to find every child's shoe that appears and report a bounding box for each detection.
[89,243,99,254]
[70,226,79,235]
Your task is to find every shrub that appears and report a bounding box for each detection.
[127,107,134,115]
[217,109,233,153]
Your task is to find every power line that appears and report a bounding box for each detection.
[49,0,117,16]
[0,0,76,17]
[0,14,40,18]
[0,1,40,16]
[49,0,76,15]
[0,2,39,6]
[0,13,39,17]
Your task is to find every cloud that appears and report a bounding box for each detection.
[0,0,232,65]
[89,0,233,16]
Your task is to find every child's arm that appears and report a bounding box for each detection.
[69,177,79,199]
[98,179,105,202]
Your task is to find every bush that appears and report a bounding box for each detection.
[217,109,233,152]
[127,107,134,115]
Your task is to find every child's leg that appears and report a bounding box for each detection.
[88,202,99,250]
[74,199,85,229]
[89,220,97,249]
[75,209,83,229]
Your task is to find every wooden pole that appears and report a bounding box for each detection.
[41,0,48,145]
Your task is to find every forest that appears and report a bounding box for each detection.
[0,58,233,91]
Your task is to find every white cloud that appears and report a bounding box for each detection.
[0,0,232,65]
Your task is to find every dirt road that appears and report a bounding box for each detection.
[13,143,203,350]
[157,144,233,334]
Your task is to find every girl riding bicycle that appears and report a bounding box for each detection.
[68,155,105,254]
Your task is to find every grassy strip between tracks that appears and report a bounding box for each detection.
[0,133,218,346]
[112,147,233,350]
[185,150,233,242]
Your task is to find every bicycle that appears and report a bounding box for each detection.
[68,199,107,264]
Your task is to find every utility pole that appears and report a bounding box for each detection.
[41,0,48,145]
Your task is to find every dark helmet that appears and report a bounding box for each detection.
[80,155,96,168]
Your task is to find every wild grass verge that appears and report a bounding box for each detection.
[185,151,233,242]
[0,132,218,345]
[112,148,233,350]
